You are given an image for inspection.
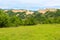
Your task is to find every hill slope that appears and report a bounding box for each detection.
[0,24,60,40]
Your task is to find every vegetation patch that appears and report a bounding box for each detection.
[0,24,60,40]
[0,9,60,27]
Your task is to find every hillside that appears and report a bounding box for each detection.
[4,8,57,14]
[0,24,60,40]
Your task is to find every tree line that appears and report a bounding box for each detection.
[0,9,60,27]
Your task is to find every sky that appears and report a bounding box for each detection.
[0,0,60,10]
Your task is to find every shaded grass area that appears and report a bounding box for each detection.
[0,24,60,40]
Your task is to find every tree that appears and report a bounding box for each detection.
[0,9,11,27]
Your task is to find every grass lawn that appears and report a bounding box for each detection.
[0,24,60,40]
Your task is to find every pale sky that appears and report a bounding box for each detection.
[0,0,60,10]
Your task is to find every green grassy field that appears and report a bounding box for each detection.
[0,24,60,40]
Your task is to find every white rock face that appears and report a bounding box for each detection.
[26,10,34,15]
[12,10,26,13]
[38,8,57,14]
[16,14,19,16]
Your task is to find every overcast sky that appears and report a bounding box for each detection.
[0,0,60,10]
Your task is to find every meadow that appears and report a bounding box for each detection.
[0,24,60,40]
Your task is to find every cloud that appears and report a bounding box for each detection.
[0,0,60,9]
[42,0,60,6]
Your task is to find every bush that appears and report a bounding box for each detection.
[23,15,36,25]
[0,9,11,27]
[10,16,22,26]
